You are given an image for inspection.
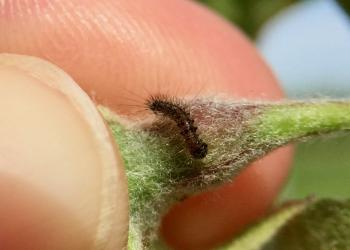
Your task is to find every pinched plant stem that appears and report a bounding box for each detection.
[100,98,350,249]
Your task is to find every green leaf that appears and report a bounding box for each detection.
[263,199,350,250]
[218,201,308,250]
[220,199,350,250]
[336,0,350,19]
[198,0,300,38]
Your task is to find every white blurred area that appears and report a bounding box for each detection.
[257,0,350,98]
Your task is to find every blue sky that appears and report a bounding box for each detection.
[257,0,350,98]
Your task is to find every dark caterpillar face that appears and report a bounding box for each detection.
[146,94,208,159]
[190,140,208,159]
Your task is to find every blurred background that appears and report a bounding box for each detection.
[198,0,350,200]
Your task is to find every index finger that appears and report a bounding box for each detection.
[0,0,293,249]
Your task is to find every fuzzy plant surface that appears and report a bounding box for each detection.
[99,97,350,249]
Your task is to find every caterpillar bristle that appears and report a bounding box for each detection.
[145,94,208,159]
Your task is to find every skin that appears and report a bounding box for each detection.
[0,54,129,249]
[0,0,293,249]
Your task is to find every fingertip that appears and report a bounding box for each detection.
[0,0,282,111]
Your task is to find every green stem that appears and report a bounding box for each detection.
[257,101,350,142]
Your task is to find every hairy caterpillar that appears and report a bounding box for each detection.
[146,94,208,159]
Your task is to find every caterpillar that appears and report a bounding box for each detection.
[146,94,208,159]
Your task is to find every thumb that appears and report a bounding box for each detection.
[0,54,129,250]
